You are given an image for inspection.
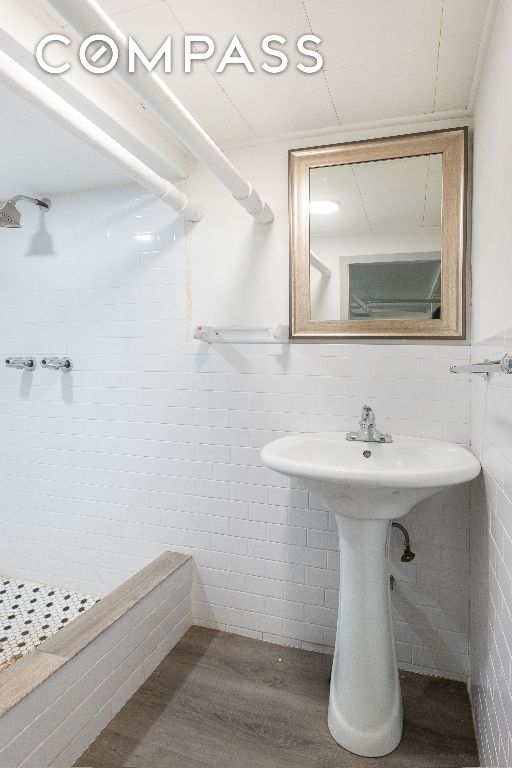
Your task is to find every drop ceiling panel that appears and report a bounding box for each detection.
[99,0,161,15]
[305,0,443,71]
[326,54,437,125]
[217,71,337,136]
[203,30,335,136]
[29,0,494,154]
[437,0,490,83]
[163,0,309,39]
[353,156,430,194]
[183,94,257,145]
[99,0,490,145]
[110,2,216,99]
[107,0,260,141]
[424,174,443,227]
[435,79,473,112]
[310,152,442,236]
[362,189,426,230]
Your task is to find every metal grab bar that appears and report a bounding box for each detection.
[450,353,512,380]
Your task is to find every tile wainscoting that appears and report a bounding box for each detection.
[470,329,512,766]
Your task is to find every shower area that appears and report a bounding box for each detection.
[0,61,196,761]
[0,181,184,668]
[0,0,277,754]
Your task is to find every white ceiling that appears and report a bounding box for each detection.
[0,0,492,199]
[92,0,491,146]
[310,154,442,236]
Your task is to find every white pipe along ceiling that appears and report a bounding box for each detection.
[46,0,274,225]
[0,50,203,222]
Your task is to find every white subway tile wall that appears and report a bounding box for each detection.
[0,185,471,677]
[470,331,512,767]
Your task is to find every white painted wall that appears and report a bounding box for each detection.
[471,0,512,344]
[469,1,512,765]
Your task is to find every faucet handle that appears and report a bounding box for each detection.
[5,357,36,370]
[347,404,393,443]
[360,404,374,424]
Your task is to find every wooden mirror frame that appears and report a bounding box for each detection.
[289,128,468,340]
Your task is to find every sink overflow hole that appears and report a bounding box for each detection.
[363,450,372,458]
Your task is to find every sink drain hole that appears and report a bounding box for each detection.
[362,450,372,458]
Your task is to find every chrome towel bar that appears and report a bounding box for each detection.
[450,353,512,380]
[194,325,289,344]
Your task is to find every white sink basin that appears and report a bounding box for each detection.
[261,432,481,518]
[261,432,480,758]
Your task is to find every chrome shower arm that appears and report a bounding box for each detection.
[10,195,51,210]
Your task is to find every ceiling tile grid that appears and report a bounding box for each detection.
[310,153,441,237]
[47,0,494,146]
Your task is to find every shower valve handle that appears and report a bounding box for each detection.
[5,357,36,370]
[41,356,73,372]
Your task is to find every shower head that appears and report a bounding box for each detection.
[0,201,21,228]
[0,196,51,229]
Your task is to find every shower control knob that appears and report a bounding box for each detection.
[5,357,36,370]
[41,356,73,372]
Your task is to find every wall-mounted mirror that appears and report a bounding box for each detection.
[289,129,467,339]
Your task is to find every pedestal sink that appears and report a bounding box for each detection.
[261,432,480,757]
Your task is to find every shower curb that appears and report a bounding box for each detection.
[0,550,192,767]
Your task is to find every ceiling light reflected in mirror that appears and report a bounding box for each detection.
[309,199,340,215]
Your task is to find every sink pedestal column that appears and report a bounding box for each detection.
[328,515,402,757]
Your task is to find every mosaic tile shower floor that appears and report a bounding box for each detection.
[0,576,98,672]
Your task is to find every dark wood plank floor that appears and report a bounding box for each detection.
[75,626,479,768]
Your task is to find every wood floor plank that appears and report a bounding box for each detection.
[75,626,480,768]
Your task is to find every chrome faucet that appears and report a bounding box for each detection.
[346,405,392,443]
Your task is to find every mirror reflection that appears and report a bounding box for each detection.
[309,154,442,321]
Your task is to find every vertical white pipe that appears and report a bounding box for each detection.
[310,251,332,277]
[46,0,274,224]
[0,51,203,222]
